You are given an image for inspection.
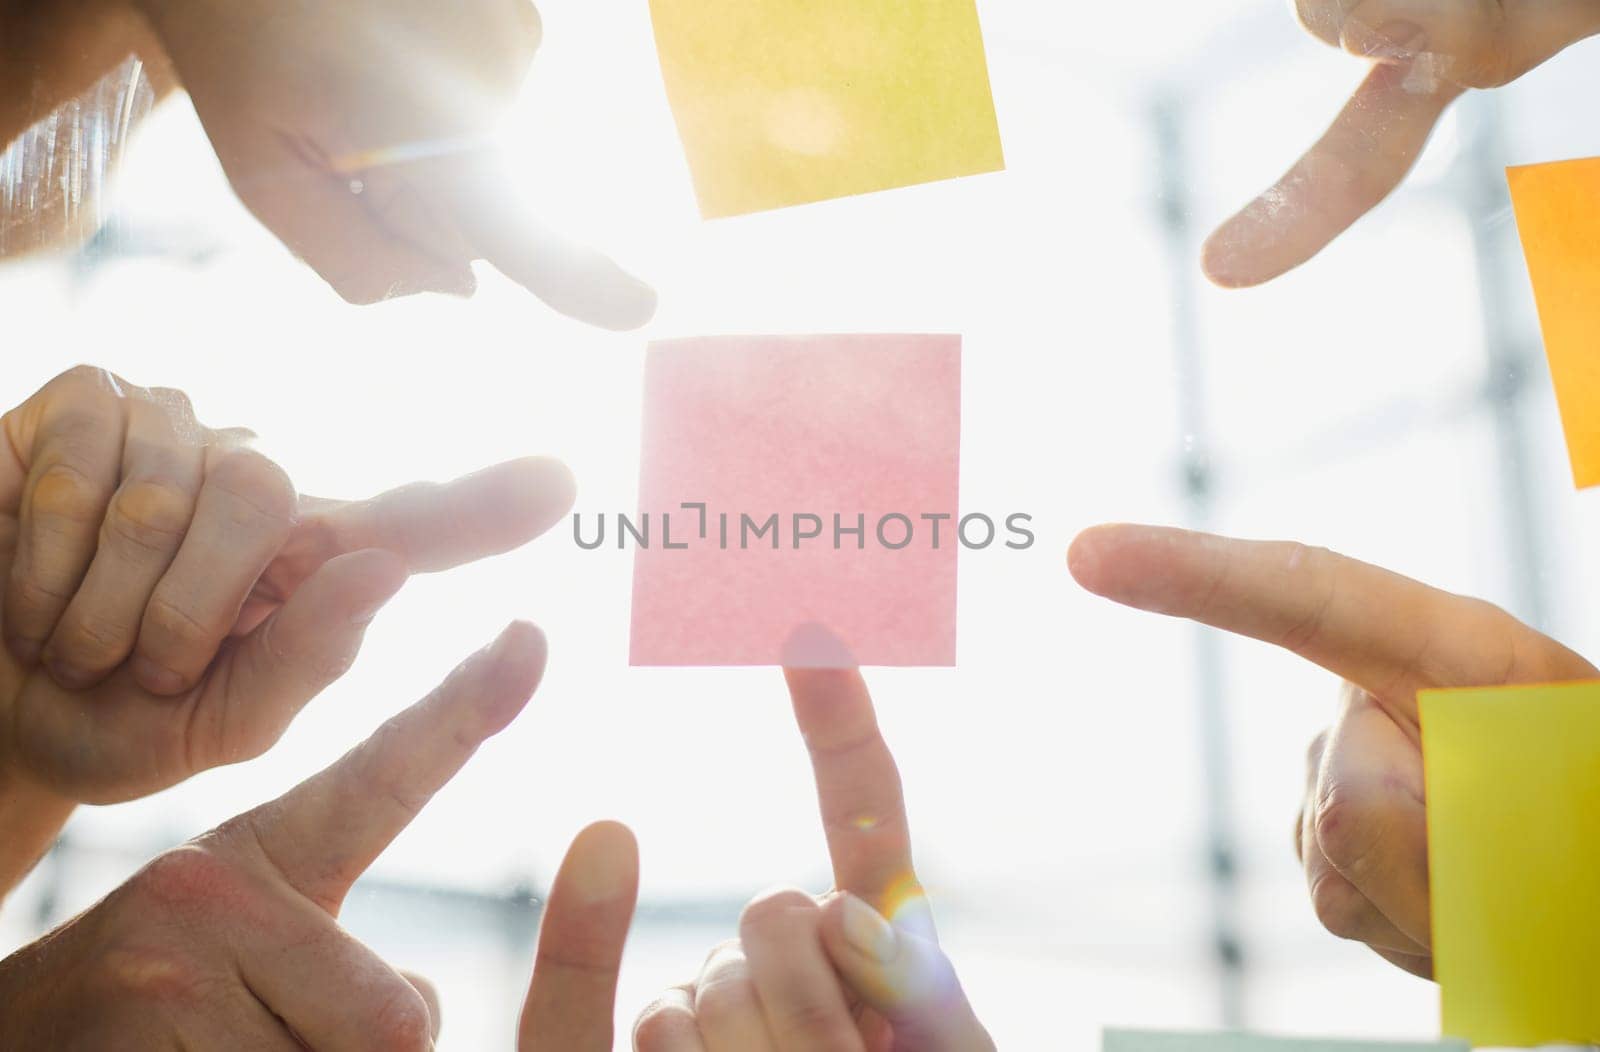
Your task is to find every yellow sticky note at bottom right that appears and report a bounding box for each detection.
[1421,681,1600,1047]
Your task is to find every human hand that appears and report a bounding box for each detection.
[0,365,577,805]
[1201,0,1600,288]
[1068,523,1598,977]
[633,666,992,1051]
[0,621,549,1049]
[130,0,656,325]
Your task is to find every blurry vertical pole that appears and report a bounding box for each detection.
[1151,96,1246,1027]
[1459,94,1548,630]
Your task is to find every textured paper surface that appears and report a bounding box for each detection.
[648,0,1005,218]
[1104,1031,1467,1052]
[1507,158,1600,488]
[1420,681,1600,1047]
[630,335,960,667]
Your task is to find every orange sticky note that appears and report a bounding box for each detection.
[647,0,1005,218]
[1420,681,1600,1047]
[1507,158,1600,488]
[629,335,961,667]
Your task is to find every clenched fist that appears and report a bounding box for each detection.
[0,366,576,898]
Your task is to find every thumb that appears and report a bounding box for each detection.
[819,893,994,1052]
[187,548,408,771]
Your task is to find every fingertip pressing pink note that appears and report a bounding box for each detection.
[629,335,961,668]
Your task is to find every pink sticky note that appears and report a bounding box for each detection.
[630,335,961,667]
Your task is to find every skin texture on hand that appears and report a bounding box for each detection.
[0,366,577,820]
[1202,0,1600,288]
[1068,523,1598,978]
[0,624,638,1050]
[633,667,993,1052]
[125,0,656,325]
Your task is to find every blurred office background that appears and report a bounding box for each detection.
[4,1,1600,1046]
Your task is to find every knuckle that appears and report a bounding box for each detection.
[95,941,217,1006]
[366,982,433,1052]
[128,846,250,920]
[774,999,857,1045]
[9,574,74,618]
[1277,547,1335,651]
[692,972,757,1032]
[631,1005,677,1050]
[697,936,741,972]
[146,386,196,419]
[309,642,360,684]
[54,364,122,395]
[53,610,135,667]
[31,460,105,527]
[1461,595,1509,624]
[356,721,432,821]
[1312,780,1390,876]
[738,887,817,936]
[104,478,195,556]
[143,592,224,654]
[208,450,297,530]
[1308,870,1371,941]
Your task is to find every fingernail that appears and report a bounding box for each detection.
[1355,20,1426,60]
[481,620,535,670]
[841,894,898,963]
[133,656,187,695]
[489,622,520,658]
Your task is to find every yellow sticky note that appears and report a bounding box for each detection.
[1507,158,1600,488]
[1420,681,1600,1047]
[648,0,1005,218]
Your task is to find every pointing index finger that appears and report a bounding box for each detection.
[783,665,923,928]
[437,152,658,332]
[258,457,578,601]
[1067,524,1589,722]
[239,621,547,914]
[1201,62,1461,288]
